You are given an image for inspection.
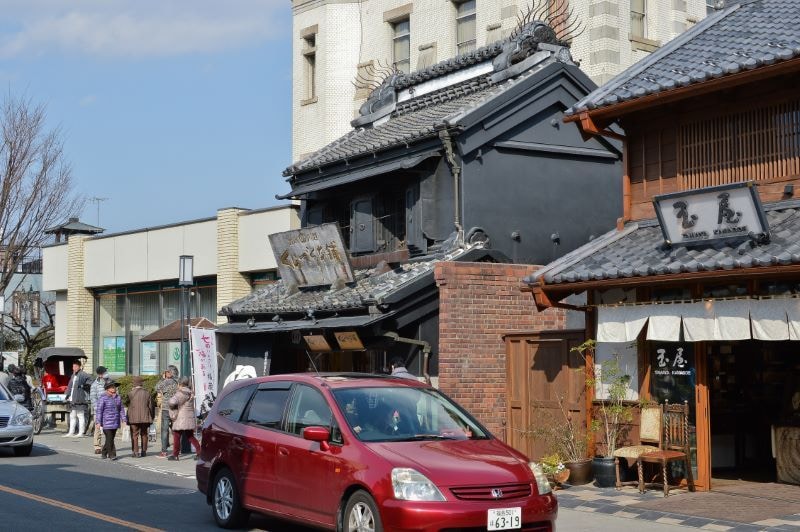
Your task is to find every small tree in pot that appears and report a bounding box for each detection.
[573,340,635,488]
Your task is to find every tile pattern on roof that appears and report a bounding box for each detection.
[568,0,800,116]
[222,246,474,316]
[537,202,800,285]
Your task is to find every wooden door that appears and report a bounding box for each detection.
[505,331,585,460]
[695,346,710,491]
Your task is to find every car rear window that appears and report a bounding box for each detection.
[216,384,256,422]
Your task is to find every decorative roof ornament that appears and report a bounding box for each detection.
[352,60,402,128]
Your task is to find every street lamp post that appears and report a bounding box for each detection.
[178,255,194,381]
[0,295,5,371]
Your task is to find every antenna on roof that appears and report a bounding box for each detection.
[305,350,321,376]
[88,196,109,226]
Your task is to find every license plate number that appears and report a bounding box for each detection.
[487,507,521,531]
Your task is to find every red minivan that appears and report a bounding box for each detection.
[197,373,557,531]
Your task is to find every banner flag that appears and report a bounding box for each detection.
[189,326,218,417]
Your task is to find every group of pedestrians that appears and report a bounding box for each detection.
[61,362,200,461]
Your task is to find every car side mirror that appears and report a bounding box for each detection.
[303,426,331,451]
[13,394,24,403]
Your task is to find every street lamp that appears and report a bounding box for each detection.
[178,255,194,380]
[0,295,5,371]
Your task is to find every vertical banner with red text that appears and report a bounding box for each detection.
[189,326,218,417]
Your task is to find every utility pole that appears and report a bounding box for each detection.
[88,197,109,226]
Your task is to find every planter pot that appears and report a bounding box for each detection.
[547,469,571,488]
[592,456,617,488]
[564,458,593,486]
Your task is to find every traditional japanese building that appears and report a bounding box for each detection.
[527,0,800,488]
[218,18,622,435]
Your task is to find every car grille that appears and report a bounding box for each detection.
[0,416,9,428]
[449,483,531,501]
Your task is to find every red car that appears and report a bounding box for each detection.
[196,373,557,531]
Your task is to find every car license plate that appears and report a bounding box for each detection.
[487,507,521,531]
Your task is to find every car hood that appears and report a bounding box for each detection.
[367,438,532,487]
[0,400,26,417]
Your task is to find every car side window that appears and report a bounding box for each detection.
[245,388,291,429]
[286,385,333,437]
[216,384,256,423]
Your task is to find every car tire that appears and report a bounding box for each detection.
[13,443,33,457]
[343,490,383,532]
[211,468,249,529]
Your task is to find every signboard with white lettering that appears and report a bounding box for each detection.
[269,223,355,288]
[653,182,769,246]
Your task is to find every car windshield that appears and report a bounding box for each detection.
[333,386,488,442]
[0,383,10,401]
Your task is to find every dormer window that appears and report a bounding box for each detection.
[393,19,411,74]
[455,0,476,54]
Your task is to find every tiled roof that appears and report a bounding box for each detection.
[393,41,505,90]
[530,201,800,285]
[288,74,497,173]
[221,246,476,316]
[567,0,800,117]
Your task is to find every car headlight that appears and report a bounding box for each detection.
[529,462,552,495]
[391,468,446,501]
[10,412,32,426]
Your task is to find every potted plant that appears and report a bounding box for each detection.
[576,340,635,488]
[538,453,570,488]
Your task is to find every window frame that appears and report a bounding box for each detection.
[392,19,411,74]
[242,381,293,431]
[630,0,646,39]
[215,383,257,423]
[455,0,477,55]
[301,32,317,103]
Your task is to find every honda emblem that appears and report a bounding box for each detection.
[491,488,503,499]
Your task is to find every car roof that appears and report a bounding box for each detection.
[246,372,428,390]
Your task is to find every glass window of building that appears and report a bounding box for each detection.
[455,0,476,55]
[630,0,646,39]
[392,19,411,74]
[302,33,317,101]
[706,0,717,15]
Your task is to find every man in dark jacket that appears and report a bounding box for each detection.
[7,365,32,411]
[64,361,91,437]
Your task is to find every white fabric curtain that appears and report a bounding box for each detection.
[751,299,790,341]
[596,305,649,342]
[786,298,800,340]
[714,300,751,340]
[646,303,684,341]
[682,300,716,341]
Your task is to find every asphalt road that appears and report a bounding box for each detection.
[0,443,691,532]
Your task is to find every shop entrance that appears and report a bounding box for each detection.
[707,341,800,485]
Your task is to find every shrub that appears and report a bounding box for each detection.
[114,375,160,406]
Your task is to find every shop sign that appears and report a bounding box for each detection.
[269,223,355,288]
[102,336,126,374]
[334,331,365,351]
[304,334,332,352]
[653,182,769,246]
[650,343,695,406]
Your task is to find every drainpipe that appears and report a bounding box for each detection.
[383,332,432,385]
[439,129,464,245]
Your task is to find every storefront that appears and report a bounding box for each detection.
[529,183,800,489]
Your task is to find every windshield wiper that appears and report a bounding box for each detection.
[398,434,462,441]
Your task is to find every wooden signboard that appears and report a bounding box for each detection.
[304,335,332,352]
[334,331,365,351]
[269,223,355,288]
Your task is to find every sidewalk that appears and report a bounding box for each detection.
[33,427,198,480]
[557,484,800,531]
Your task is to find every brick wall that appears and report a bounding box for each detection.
[65,236,95,364]
[435,261,567,440]
[216,208,252,320]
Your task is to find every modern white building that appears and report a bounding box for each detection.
[42,205,299,374]
[292,0,715,159]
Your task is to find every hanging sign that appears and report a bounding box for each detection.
[653,182,769,246]
[334,331,365,351]
[189,327,218,417]
[304,335,332,352]
[269,223,355,288]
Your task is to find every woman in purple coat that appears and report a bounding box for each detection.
[95,381,127,460]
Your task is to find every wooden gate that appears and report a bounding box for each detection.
[505,331,586,460]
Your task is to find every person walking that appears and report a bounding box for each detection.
[95,381,126,460]
[7,365,32,411]
[155,366,179,457]
[127,376,154,458]
[88,366,110,452]
[64,361,91,436]
[167,376,199,461]
[389,357,417,380]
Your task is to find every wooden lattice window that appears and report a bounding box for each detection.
[678,99,800,189]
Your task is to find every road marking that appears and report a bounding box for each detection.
[0,484,164,532]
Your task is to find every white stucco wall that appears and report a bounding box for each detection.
[238,206,301,272]
[54,292,67,346]
[42,244,68,292]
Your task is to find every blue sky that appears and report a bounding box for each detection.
[1,0,293,234]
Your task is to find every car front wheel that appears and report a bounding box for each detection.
[343,490,383,532]
[211,468,249,529]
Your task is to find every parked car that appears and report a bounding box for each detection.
[0,382,34,456]
[197,373,557,531]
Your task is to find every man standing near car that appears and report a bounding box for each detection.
[63,361,91,437]
[155,365,179,457]
[88,366,109,452]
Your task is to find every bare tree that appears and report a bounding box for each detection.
[0,94,84,295]
[4,297,55,371]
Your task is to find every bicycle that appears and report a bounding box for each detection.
[31,386,46,434]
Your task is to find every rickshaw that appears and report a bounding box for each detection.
[34,347,88,434]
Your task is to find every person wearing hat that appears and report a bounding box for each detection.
[95,380,126,460]
[7,365,32,411]
[88,366,110,452]
[127,376,154,458]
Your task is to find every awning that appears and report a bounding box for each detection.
[141,317,217,342]
[216,312,395,335]
[277,150,441,200]
[596,298,800,342]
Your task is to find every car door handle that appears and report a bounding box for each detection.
[278,446,289,456]
[232,437,246,450]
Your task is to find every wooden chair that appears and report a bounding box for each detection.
[638,400,696,497]
[612,403,662,489]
